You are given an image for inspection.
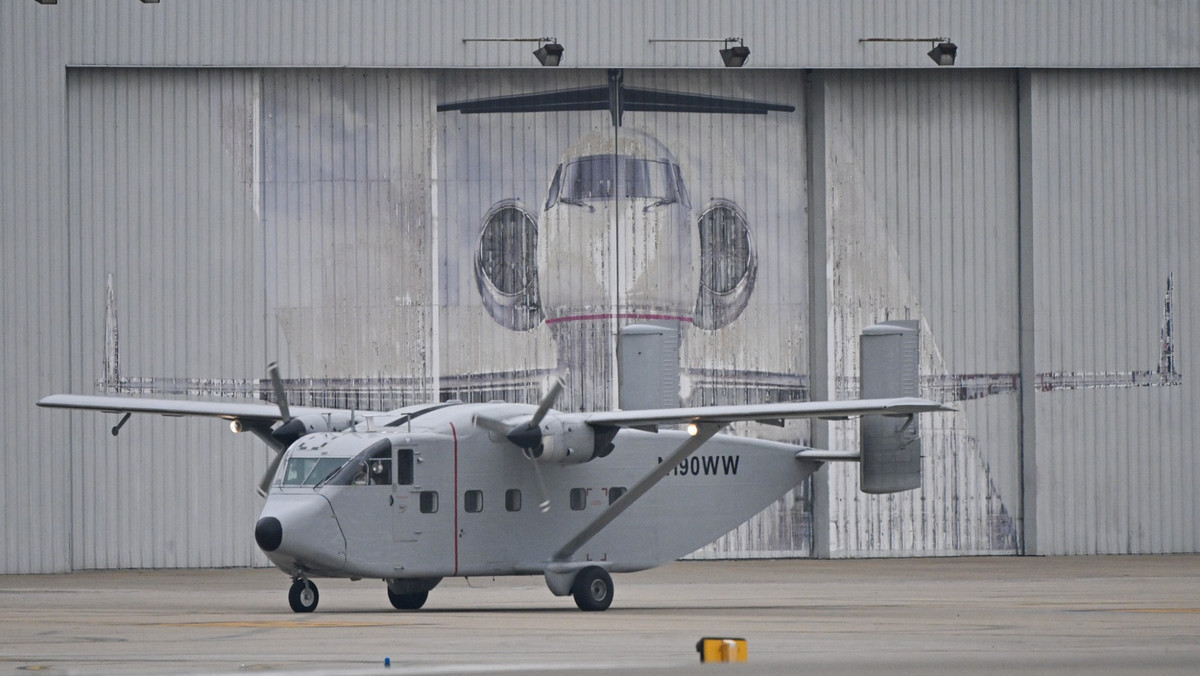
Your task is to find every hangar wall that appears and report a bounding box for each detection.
[1027,70,1199,555]
[820,70,1022,556]
[3,2,1199,573]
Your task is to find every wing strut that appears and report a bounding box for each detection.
[551,422,723,562]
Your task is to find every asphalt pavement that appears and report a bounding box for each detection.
[2,555,1198,674]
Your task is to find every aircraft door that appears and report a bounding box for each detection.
[391,448,416,543]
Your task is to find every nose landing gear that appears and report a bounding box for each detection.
[288,578,319,613]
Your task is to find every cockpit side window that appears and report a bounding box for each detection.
[396,448,414,485]
[324,439,393,487]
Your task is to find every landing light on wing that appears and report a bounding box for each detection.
[686,423,699,436]
[230,420,244,434]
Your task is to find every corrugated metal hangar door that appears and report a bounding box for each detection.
[66,68,270,568]
[1028,70,1199,555]
[820,70,1022,556]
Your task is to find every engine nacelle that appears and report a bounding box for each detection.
[531,417,616,465]
[272,412,358,446]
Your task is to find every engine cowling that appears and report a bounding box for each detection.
[272,412,358,446]
[530,417,616,465]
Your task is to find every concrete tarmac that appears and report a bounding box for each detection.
[2,555,1199,675]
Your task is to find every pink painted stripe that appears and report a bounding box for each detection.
[545,313,694,325]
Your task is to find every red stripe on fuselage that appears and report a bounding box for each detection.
[449,421,459,576]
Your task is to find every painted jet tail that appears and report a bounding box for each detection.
[859,320,923,493]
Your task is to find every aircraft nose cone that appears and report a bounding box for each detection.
[254,516,283,552]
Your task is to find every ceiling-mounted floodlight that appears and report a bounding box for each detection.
[720,38,751,67]
[927,41,957,66]
[649,36,752,67]
[859,36,958,66]
[463,36,564,66]
[533,40,565,67]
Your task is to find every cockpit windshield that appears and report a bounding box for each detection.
[551,156,683,205]
[282,456,351,486]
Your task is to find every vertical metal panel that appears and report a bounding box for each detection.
[260,69,436,403]
[66,69,269,569]
[0,2,72,574]
[823,70,1021,556]
[1029,70,1199,555]
[642,70,810,557]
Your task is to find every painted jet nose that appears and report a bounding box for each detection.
[255,516,283,552]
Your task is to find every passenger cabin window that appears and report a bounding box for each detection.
[569,487,587,511]
[505,489,522,512]
[608,486,627,505]
[420,491,438,514]
[464,490,483,513]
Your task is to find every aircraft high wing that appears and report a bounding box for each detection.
[584,397,951,429]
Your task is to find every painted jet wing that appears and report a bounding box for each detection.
[36,394,374,422]
[438,69,795,127]
[583,397,952,430]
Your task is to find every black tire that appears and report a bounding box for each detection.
[387,588,429,610]
[571,566,613,611]
[288,579,319,613]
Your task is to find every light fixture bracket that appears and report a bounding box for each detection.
[649,36,752,67]
[463,36,564,66]
[859,36,957,66]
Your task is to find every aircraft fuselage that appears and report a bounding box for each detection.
[256,402,818,582]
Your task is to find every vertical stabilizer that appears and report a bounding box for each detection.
[859,320,921,493]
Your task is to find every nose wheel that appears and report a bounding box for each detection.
[288,578,319,613]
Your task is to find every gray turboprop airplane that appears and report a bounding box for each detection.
[38,322,949,612]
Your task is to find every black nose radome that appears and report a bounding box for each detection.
[255,516,283,552]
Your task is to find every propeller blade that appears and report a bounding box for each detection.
[473,414,514,436]
[258,449,285,498]
[529,459,551,512]
[267,361,291,422]
[530,377,563,426]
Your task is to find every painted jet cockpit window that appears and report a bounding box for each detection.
[555,156,681,204]
[383,402,461,428]
[282,456,352,486]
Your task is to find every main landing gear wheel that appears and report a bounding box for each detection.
[387,588,429,610]
[571,566,613,612]
[288,579,319,613]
